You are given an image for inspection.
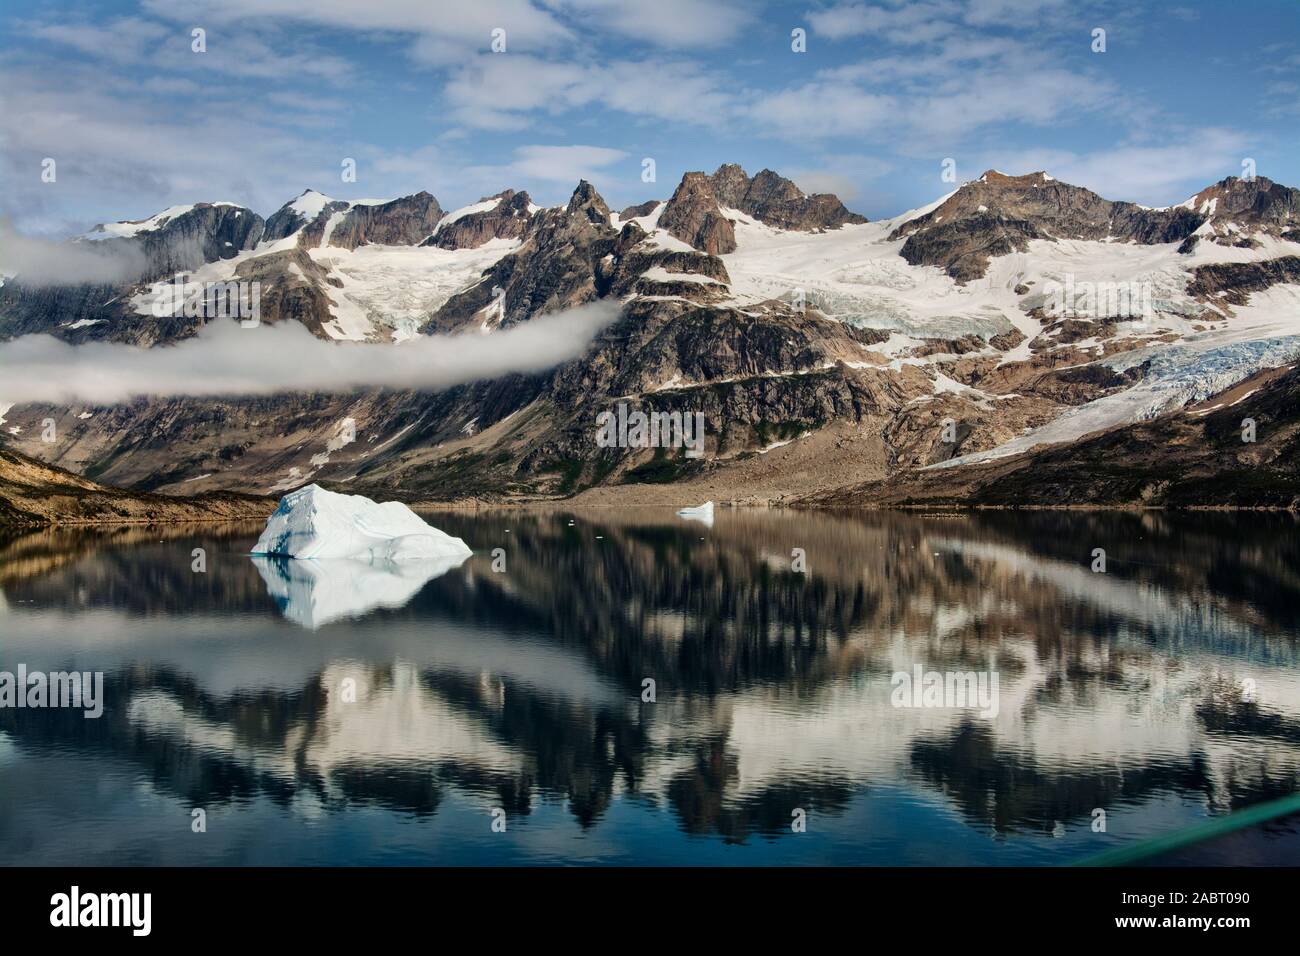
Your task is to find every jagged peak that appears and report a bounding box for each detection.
[566,180,611,223]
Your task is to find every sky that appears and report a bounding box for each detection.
[1,0,1298,238]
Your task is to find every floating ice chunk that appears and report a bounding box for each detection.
[252,484,472,562]
[677,501,714,526]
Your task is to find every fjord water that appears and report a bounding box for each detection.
[2,509,1298,866]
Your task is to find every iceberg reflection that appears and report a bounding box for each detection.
[251,552,469,629]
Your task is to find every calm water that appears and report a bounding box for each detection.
[2,509,1299,866]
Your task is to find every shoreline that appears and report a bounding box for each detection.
[9,500,1296,530]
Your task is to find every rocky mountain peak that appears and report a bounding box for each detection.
[567,180,611,225]
[892,170,1206,281]
[744,168,806,205]
[644,164,868,255]
[1186,175,1300,225]
[423,189,536,250]
[658,172,737,255]
[709,163,751,207]
[711,163,866,230]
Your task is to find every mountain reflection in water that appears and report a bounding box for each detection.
[1,509,1298,865]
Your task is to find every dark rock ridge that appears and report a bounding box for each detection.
[656,164,866,254]
[709,164,867,230]
[76,202,265,280]
[266,190,445,250]
[1179,176,1300,248]
[0,446,271,527]
[425,181,618,333]
[231,247,340,336]
[1186,256,1300,307]
[618,200,661,221]
[890,170,1205,281]
[326,192,444,250]
[895,212,1044,284]
[290,198,351,247]
[422,190,535,250]
[597,229,732,304]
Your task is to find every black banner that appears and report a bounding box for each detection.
[1,866,1288,941]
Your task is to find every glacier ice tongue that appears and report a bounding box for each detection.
[251,484,473,562]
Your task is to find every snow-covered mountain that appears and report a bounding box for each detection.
[2,164,1300,506]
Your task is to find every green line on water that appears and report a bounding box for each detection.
[1072,792,1300,867]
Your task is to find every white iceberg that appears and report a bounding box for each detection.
[251,554,466,629]
[252,484,472,562]
[676,500,714,526]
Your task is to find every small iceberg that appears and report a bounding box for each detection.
[252,484,472,562]
[676,500,714,527]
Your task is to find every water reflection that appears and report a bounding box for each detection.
[251,552,470,629]
[1,510,1298,864]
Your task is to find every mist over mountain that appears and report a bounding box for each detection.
[2,161,1299,508]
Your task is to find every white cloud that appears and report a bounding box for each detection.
[786,155,894,200]
[542,0,751,48]
[505,145,629,182]
[0,301,623,404]
[0,228,148,285]
[17,16,355,82]
[749,84,896,138]
[143,0,574,62]
[807,1,962,44]
[441,54,734,130]
[977,129,1250,205]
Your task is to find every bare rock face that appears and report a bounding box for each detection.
[566,180,612,225]
[424,190,535,250]
[231,248,338,337]
[290,199,352,248]
[598,241,732,304]
[1186,256,1300,307]
[656,165,866,254]
[897,210,1045,282]
[714,165,867,230]
[89,203,265,281]
[658,172,737,254]
[890,170,1205,281]
[1180,176,1300,247]
[426,180,619,333]
[327,192,444,250]
[618,200,660,221]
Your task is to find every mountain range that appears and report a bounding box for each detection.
[2,162,1299,511]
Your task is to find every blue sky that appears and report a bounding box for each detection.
[2,0,1298,237]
